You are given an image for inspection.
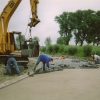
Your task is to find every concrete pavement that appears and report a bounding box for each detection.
[0,68,100,100]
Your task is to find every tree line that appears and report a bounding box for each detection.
[55,9,100,46]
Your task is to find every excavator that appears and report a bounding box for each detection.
[0,0,40,68]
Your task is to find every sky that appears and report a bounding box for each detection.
[0,0,100,46]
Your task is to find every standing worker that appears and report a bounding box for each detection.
[5,54,20,75]
[33,53,53,72]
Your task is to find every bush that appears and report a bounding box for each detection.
[58,45,64,53]
[91,46,100,55]
[40,46,46,52]
[67,46,78,55]
[53,44,60,53]
[83,45,92,57]
[64,46,68,53]
[46,45,53,53]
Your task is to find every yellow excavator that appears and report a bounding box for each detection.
[0,0,40,66]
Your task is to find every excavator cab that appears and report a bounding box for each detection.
[9,31,21,51]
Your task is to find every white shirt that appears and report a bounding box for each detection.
[94,55,100,61]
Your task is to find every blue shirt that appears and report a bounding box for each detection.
[39,54,50,68]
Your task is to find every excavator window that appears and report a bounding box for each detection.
[10,31,21,50]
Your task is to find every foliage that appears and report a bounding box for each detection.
[53,44,60,53]
[56,37,66,44]
[58,45,65,53]
[32,36,40,41]
[16,34,25,49]
[55,9,100,46]
[16,34,25,45]
[29,41,35,49]
[91,46,100,55]
[44,36,52,46]
[64,46,68,53]
[40,45,100,59]
[67,46,78,55]
[28,36,40,49]
[46,45,53,53]
[83,45,92,56]
[55,12,73,45]
[40,46,46,52]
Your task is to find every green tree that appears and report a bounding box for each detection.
[29,36,40,49]
[44,36,52,46]
[16,34,25,49]
[32,36,40,42]
[55,9,100,46]
[73,10,86,46]
[56,37,66,44]
[72,9,96,46]
[55,12,72,45]
[84,10,97,45]
[16,34,25,44]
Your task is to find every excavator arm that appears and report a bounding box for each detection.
[28,0,40,27]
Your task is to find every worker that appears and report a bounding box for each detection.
[5,54,20,75]
[33,53,53,72]
[91,54,100,64]
[59,55,66,59]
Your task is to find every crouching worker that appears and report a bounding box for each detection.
[91,54,100,64]
[5,54,20,75]
[33,53,53,72]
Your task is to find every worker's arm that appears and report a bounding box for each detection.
[46,60,50,68]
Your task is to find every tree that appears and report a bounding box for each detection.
[44,36,52,46]
[29,36,40,49]
[16,34,25,49]
[55,12,73,45]
[55,9,100,46]
[72,9,97,46]
[56,37,66,44]
[32,36,40,42]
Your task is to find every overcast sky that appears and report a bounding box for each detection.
[0,0,100,46]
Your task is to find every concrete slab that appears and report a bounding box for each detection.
[0,69,100,100]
